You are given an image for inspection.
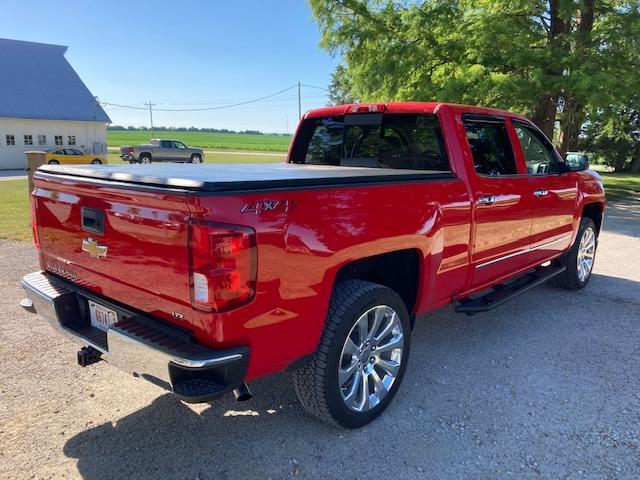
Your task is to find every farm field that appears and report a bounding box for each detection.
[106,151,285,164]
[107,130,292,152]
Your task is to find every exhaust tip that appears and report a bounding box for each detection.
[232,383,252,401]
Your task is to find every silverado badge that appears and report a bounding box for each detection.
[82,238,108,259]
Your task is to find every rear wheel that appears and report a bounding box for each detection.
[91,159,102,165]
[139,154,152,164]
[47,160,59,165]
[552,218,598,289]
[190,154,202,164]
[293,280,411,428]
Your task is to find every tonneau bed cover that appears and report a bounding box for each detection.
[36,163,452,192]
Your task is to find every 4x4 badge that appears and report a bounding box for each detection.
[82,238,108,259]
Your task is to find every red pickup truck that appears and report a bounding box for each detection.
[22,102,604,427]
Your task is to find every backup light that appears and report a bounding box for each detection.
[189,221,257,312]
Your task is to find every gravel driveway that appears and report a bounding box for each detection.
[1,198,639,479]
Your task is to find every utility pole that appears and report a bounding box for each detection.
[297,81,301,120]
[144,101,156,138]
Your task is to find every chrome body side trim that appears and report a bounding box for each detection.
[476,235,572,269]
[475,248,529,269]
[530,234,572,251]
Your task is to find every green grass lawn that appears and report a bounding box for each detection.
[2,170,638,243]
[598,172,640,200]
[0,179,31,242]
[107,130,291,152]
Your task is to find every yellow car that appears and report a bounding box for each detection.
[46,148,107,165]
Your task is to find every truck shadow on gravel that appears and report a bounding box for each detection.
[62,377,332,480]
[62,274,640,480]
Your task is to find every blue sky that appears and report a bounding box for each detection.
[0,0,336,133]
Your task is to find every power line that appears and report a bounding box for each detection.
[101,85,298,112]
[301,83,329,91]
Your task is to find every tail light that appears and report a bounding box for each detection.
[30,194,40,249]
[127,147,134,154]
[189,221,257,312]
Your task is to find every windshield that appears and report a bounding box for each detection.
[289,113,451,172]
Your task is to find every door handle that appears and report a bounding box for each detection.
[534,189,549,197]
[477,195,497,205]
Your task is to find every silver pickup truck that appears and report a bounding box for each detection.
[120,139,204,164]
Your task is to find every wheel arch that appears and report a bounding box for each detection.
[139,151,152,160]
[581,201,604,233]
[333,249,421,316]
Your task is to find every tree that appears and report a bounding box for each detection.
[582,104,640,172]
[309,0,640,156]
[328,65,358,105]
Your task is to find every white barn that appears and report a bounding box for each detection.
[0,38,110,170]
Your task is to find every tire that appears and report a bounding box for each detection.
[139,154,152,164]
[190,154,202,164]
[91,159,102,165]
[552,218,598,290]
[47,160,60,165]
[293,280,411,428]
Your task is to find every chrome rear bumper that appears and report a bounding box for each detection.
[21,271,248,403]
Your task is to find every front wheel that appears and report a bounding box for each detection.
[190,154,202,164]
[91,159,102,165]
[293,280,411,428]
[552,218,598,289]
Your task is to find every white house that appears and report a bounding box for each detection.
[0,38,110,170]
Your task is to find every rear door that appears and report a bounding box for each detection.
[461,115,533,287]
[159,140,173,161]
[511,120,577,263]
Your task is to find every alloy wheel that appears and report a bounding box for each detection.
[338,305,404,412]
[577,227,596,282]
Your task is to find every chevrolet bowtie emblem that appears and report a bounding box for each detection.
[82,238,108,259]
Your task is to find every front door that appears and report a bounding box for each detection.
[462,115,534,288]
[173,141,189,162]
[511,121,578,264]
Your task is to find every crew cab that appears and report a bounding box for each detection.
[120,138,204,164]
[22,103,604,428]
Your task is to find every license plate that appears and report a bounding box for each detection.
[88,300,118,332]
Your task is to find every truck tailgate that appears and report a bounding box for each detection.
[32,174,194,327]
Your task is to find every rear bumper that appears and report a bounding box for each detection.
[21,271,248,403]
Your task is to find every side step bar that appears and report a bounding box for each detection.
[455,265,565,315]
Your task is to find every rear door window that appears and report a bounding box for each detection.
[463,117,518,176]
[290,113,451,172]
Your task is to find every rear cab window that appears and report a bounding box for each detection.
[289,113,451,173]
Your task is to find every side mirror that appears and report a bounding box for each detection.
[564,153,589,172]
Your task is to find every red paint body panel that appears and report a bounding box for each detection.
[31,102,605,383]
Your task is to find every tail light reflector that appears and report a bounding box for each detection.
[189,221,257,312]
[30,194,40,249]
